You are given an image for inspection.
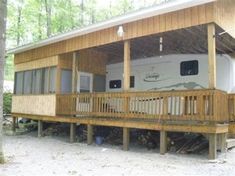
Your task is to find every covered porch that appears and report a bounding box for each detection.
[11,22,235,159]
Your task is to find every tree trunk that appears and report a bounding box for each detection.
[0,0,7,164]
[80,0,84,26]
[38,0,43,40]
[44,0,52,37]
[16,0,23,46]
[68,0,75,28]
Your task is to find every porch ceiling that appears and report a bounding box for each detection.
[93,24,235,64]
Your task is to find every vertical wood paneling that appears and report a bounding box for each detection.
[78,49,107,75]
[198,5,206,24]
[214,0,235,38]
[153,16,160,33]
[191,7,199,26]
[184,8,192,27]
[159,15,166,32]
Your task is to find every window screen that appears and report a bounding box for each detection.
[23,70,32,94]
[180,60,198,76]
[49,67,56,93]
[32,69,42,94]
[109,80,121,89]
[130,76,135,88]
[61,69,72,93]
[42,68,49,94]
[14,72,24,94]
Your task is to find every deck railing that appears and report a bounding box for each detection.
[56,89,229,123]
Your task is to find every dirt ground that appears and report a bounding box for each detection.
[1,131,235,176]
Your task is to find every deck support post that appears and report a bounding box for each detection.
[207,23,216,89]
[209,133,217,160]
[87,124,93,145]
[38,120,43,137]
[218,133,227,153]
[123,127,130,151]
[70,123,76,143]
[160,130,167,155]
[12,116,16,133]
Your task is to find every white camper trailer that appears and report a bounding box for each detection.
[106,54,235,93]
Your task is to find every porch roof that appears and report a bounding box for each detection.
[8,0,215,54]
[94,25,235,63]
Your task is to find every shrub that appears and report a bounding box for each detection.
[3,92,12,115]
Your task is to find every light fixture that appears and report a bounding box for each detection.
[117,26,124,37]
[159,37,163,52]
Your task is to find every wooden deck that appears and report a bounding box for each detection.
[11,89,231,160]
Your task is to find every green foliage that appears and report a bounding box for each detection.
[3,92,12,115]
[4,54,14,81]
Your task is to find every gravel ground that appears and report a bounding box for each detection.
[1,132,235,176]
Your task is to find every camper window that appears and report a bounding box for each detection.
[130,76,135,88]
[109,80,121,89]
[180,60,198,76]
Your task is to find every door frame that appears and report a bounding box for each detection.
[77,71,93,93]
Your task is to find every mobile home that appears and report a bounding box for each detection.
[9,0,235,160]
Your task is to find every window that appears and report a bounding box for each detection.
[130,76,135,88]
[80,75,91,92]
[14,72,24,94]
[32,69,43,94]
[180,60,198,76]
[43,68,50,94]
[109,80,121,89]
[61,69,72,93]
[23,70,32,94]
[14,66,57,95]
[49,67,56,93]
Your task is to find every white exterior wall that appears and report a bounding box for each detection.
[106,54,235,93]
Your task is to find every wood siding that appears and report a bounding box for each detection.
[78,49,107,75]
[12,94,56,116]
[59,52,73,69]
[214,0,235,38]
[15,56,58,72]
[14,3,215,62]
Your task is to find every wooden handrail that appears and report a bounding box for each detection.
[228,94,235,122]
[56,89,229,123]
